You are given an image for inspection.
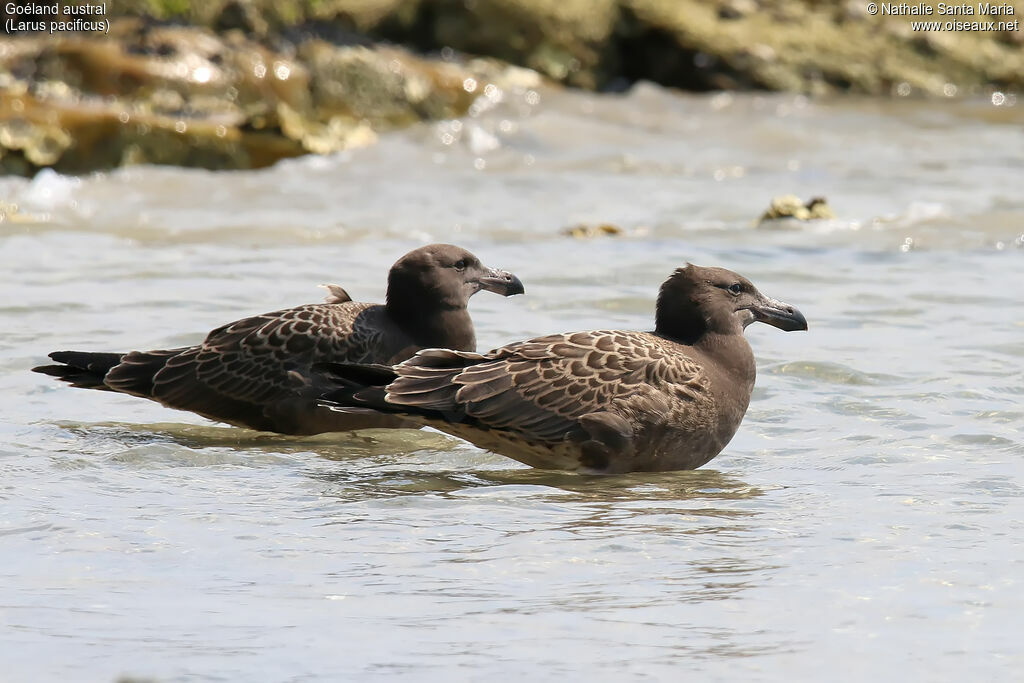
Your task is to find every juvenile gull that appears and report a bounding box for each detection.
[319,264,806,473]
[33,244,524,434]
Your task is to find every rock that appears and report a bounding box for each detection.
[415,0,620,90]
[758,195,836,224]
[562,223,624,239]
[0,202,44,223]
[80,1,1024,96]
[5,0,1023,174]
[618,0,1024,95]
[0,17,545,175]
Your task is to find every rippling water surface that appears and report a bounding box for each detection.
[2,86,1023,681]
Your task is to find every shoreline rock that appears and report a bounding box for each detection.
[2,0,1020,174]
[96,0,1024,94]
[0,16,542,175]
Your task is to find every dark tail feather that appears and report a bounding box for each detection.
[32,351,126,390]
[313,361,469,424]
[312,361,398,387]
[312,361,404,414]
[103,349,189,398]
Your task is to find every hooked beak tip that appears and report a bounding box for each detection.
[754,298,807,332]
[478,269,525,297]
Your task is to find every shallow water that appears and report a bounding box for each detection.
[2,86,1023,681]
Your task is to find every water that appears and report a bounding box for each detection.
[2,86,1023,681]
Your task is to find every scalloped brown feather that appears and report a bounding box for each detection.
[320,264,806,472]
[33,245,522,434]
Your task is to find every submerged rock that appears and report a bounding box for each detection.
[0,202,43,223]
[563,223,624,239]
[561,223,651,239]
[758,195,836,225]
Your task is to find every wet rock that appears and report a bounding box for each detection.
[717,0,758,21]
[0,202,44,224]
[0,17,545,175]
[561,223,651,239]
[5,0,1022,174]
[758,195,836,224]
[416,0,620,90]
[367,0,1024,94]
[618,0,1024,95]
[213,0,270,36]
[563,223,624,239]
[84,0,1024,96]
[804,197,836,220]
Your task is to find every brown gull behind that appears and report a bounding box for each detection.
[318,264,807,473]
[33,244,524,434]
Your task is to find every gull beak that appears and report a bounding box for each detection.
[477,267,525,297]
[751,295,808,331]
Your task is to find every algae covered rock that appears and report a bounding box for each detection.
[758,195,836,225]
[105,0,621,88]
[0,16,543,175]
[618,0,1024,95]
[412,0,621,89]
[128,1,1024,95]
[4,0,1022,174]
[0,201,44,224]
[562,223,624,239]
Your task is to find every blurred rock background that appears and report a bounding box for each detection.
[2,0,1021,175]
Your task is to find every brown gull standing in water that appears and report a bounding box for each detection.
[33,244,524,434]
[317,264,806,473]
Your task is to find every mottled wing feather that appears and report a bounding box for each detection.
[146,303,384,409]
[387,331,706,444]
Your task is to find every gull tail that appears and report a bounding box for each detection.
[32,351,126,390]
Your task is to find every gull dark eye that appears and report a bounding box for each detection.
[728,283,742,295]
[454,259,467,271]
